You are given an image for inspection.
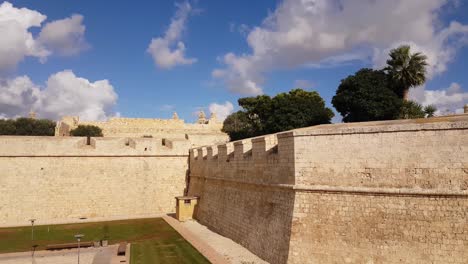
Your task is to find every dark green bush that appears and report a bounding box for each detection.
[70,125,103,137]
[0,118,55,136]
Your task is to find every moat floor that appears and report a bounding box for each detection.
[0,218,208,264]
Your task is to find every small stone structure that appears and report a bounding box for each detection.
[188,114,468,264]
[175,196,199,222]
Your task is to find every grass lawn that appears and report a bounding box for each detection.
[0,218,210,264]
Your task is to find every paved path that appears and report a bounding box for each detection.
[0,245,126,264]
[91,245,116,264]
[163,215,267,264]
[0,248,98,264]
[163,215,229,264]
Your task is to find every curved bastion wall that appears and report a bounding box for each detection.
[187,115,468,264]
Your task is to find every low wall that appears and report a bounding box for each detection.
[0,137,190,227]
[188,115,468,264]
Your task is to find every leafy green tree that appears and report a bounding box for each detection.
[70,125,103,137]
[385,45,428,100]
[222,111,255,141]
[222,89,333,140]
[32,119,57,136]
[0,119,16,135]
[0,118,55,136]
[13,118,36,135]
[332,69,403,122]
[237,95,272,134]
[264,89,334,134]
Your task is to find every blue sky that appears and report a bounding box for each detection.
[1,0,467,122]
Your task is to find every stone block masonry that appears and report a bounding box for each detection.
[55,116,229,147]
[188,115,468,264]
[0,137,191,227]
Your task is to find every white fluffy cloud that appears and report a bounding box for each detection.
[0,2,49,70]
[38,14,88,56]
[0,70,117,121]
[410,83,468,115]
[208,101,234,121]
[147,2,197,69]
[213,0,468,95]
[0,2,87,71]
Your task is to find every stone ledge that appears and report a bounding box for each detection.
[190,175,468,197]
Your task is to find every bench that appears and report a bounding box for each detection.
[46,242,93,250]
[117,242,127,256]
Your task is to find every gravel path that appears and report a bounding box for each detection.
[180,220,268,264]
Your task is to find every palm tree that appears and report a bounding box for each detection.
[385,45,428,100]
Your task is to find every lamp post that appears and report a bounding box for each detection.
[74,234,84,264]
[29,219,36,241]
[29,219,36,264]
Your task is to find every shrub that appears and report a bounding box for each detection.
[70,125,103,137]
[0,118,55,136]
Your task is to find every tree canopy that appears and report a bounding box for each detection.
[70,125,103,137]
[332,45,435,123]
[0,118,56,136]
[222,89,333,141]
[332,69,403,122]
[221,111,254,141]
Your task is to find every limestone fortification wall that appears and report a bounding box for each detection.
[0,136,191,227]
[55,116,229,147]
[188,115,468,264]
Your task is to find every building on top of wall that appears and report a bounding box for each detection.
[55,111,228,147]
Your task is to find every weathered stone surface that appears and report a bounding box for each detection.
[0,137,203,227]
[188,114,468,264]
[55,116,228,147]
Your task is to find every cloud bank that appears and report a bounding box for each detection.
[410,83,468,115]
[0,2,88,71]
[0,70,118,121]
[213,0,468,95]
[147,2,197,69]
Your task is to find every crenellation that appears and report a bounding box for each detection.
[217,142,234,162]
[187,115,468,264]
[233,140,252,160]
[55,116,229,148]
[206,146,218,160]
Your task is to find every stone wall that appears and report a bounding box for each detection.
[188,115,468,264]
[55,116,229,147]
[0,136,191,227]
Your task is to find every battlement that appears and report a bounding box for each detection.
[190,114,468,191]
[192,135,281,161]
[0,136,190,156]
[55,115,229,147]
[187,114,468,264]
